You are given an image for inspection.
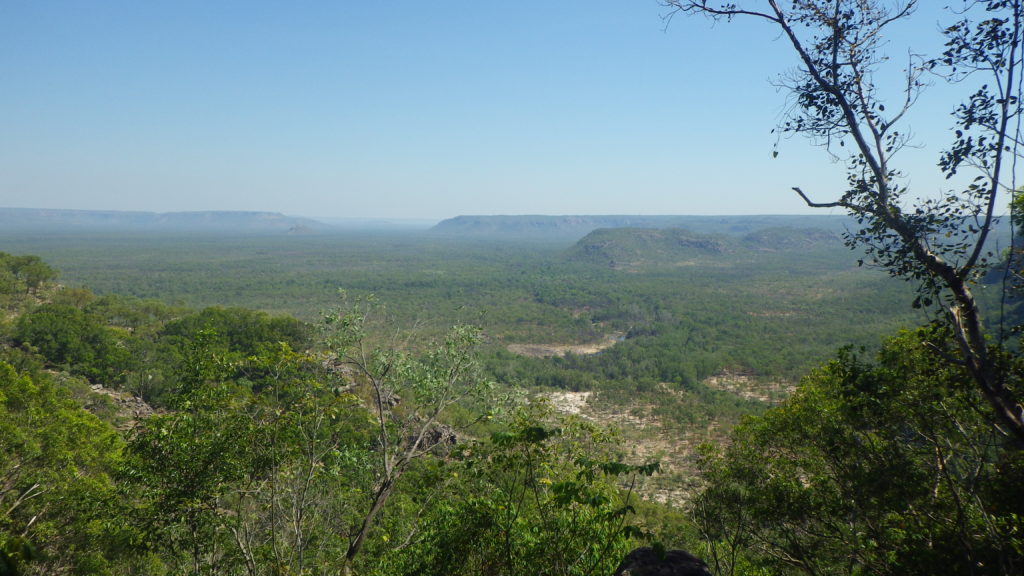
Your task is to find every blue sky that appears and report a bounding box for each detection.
[0,1,984,220]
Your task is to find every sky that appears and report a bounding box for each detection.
[0,1,995,221]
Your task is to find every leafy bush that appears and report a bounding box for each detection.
[694,328,1024,575]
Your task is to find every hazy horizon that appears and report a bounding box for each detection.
[1,2,1001,219]
[0,205,860,221]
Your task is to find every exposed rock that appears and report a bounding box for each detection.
[703,369,795,404]
[88,383,157,430]
[613,547,712,576]
[548,390,592,414]
[418,423,458,447]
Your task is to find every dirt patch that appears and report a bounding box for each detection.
[587,395,717,506]
[747,310,797,317]
[544,384,718,506]
[547,390,592,414]
[537,372,798,506]
[703,369,795,404]
[508,333,625,358]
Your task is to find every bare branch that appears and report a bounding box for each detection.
[792,186,863,211]
[660,0,779,23]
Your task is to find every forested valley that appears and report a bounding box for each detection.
[1,213,1021,575]
[6,0,1024,574]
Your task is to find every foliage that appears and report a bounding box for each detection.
[0,253,56,296]
[6,229,1011,575]
[13,303,132,384]
[0,360,125,575]
[386,402,656,576]
[117,301,500,575]
[161,306,312,357]
[0,228,924,382]
[0,253,57,318]
[121,337,373,575]
[693,328,1023,575]
[230,344,371,576]
[321,299,495,574]
[120,330,255,574]
[85,293,185,339]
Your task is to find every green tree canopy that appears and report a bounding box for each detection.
[0,361,125,575]
[14,303,130,383]
[694,328,1023,575]
[0,254,56,296]
[161,306,312,357]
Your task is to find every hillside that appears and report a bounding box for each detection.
[564,225,843,270]
[564,227,728,269]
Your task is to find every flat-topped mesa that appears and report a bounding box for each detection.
[429,214,855,242]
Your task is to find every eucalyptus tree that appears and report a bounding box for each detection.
[389,402,658,576]
[0,254,56,296]
[320,299,494,575]
[221,343,370,576]
[122,330,255,575]
[664,0,1024,443]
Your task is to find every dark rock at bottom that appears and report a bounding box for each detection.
[613,546,712,576]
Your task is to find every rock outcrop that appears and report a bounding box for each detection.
[613,547,712,576]
[89,383,157,430]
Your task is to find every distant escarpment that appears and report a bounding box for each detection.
[565,228,727,269]
[741,226,843,250]
[565,225,845,270]
[430,214,853,242]
[0,208,326,233]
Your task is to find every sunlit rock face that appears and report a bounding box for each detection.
[613,547,712,576]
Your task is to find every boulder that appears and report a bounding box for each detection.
[613,546,712,576]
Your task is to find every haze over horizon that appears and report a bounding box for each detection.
[0,2,989,220]
[0,205,859,226]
